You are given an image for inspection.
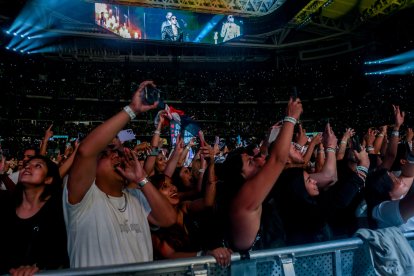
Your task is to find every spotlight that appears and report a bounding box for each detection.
[5,30,10,34]
[27,51,31,54]
[13,32,17,36]
[20,50,24,53]
[20,34,24,38]
[12,48,16,51]
[27,36,31,40]
[5,46,10,50]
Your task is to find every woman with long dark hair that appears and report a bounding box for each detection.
[0,155,69,275]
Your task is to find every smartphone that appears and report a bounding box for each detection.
[145,86,166,109]
[215,136,220,145]
[291,86,298,100]
[77,133,86,142]
[352,136,361,152]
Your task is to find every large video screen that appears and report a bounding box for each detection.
[95,3,243,44]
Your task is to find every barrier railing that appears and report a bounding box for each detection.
[38,232,414,276]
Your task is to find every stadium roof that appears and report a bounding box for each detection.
[0,0,413,61]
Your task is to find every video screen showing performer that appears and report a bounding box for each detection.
[95,3,143,39]
[94,3,243,44]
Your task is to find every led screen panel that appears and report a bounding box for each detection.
[95,3,243,44]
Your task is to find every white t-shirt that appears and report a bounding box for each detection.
[63,182,153,268]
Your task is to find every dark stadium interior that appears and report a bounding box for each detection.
[1,0,414,151]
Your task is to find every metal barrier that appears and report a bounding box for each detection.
[38,232,414,276]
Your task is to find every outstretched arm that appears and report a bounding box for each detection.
[68,81,158,204]
[144,111,167,175]
[39,124,53,156]
[381,105,404,170]
[303,133,322,165]
[230,98,303,250]
[185,144,217,213]
[311,123,338,189]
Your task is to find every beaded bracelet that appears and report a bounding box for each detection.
[377,133,385,137]
[340,140,347,145]
[153,130,161,135]
[283,116,297,125]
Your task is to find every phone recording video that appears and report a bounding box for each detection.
[144,86,166,109]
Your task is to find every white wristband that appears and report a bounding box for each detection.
[123,105,137,120]
[138,177,149,188]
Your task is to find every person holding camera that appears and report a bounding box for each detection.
[64,80,176,268]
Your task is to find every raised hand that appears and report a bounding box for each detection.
[44,124,54,140]
[310,133,323,146]
[379,125,388,136]
[134,141,152,152]
[364,128,377,146]
[115,148,147,184]
[296,124,308,146]
[286,97,303,120]
[323,123,337,149]
[342,128,355,141]
[130,80,159,114]
[200,144,214,161]
[353,147,370,168]
[175,134,185,154]
[393,105,405,128]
